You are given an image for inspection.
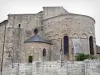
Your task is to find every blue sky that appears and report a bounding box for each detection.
[0,0,100,45]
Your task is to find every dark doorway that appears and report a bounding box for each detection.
[64,36,69,55]
[28,56,33,63]
[89,36,94,55]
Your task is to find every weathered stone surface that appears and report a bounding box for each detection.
[2,60,100,75]
[0,6,98,75]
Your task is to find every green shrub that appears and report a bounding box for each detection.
[75,53,96,61]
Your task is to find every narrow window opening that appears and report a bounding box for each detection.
[28,56,33,63]
[89,36,94,55]
[18,24,21,28]
[43,48,46,56]
[64,36,69,55]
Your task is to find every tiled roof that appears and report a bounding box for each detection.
[24,34,51,44]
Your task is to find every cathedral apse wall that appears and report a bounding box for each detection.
[43,12,96,60]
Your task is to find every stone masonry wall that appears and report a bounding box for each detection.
[4,7,96,62]
[2,60,100,75]
[43,14,96,60]
[43,7,69,20]
[0,20,8,74]
[0,7,97,74]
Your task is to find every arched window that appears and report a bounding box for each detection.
[34,28,38,34]
[89,36,94,55]
[43,48,46,56]
[28,56,33,63]
[64,36,69,55]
